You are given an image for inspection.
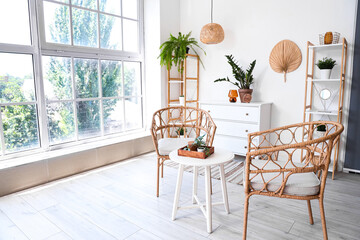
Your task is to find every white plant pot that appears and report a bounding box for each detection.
[320,69,331,79]
[315,130,326,138]
[179,96,185,106]
[197,147,205,152]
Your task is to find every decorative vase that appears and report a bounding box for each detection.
[228,90,238,103]
[320,69,331,79]
[238,89,253,103]
[324,32,333,44]
[179,96,185,106]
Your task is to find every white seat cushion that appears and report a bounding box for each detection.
[248,159,320,196]
[158,138,193,156]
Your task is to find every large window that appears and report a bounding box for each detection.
[0,0,143,157]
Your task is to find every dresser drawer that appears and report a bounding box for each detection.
[214,135,249,155]
[215,120,259,138]
[202,104,259,123]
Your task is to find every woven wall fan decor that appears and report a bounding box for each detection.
[269,40,302,82]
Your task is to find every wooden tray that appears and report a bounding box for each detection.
[178,146,214,159]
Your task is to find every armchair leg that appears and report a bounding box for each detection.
[161,161,164,178]
[307,200,314,225]
[156,158,160,197]
[319,198,328,240]
[243,195,250,240]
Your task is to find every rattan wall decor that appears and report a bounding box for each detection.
[269,40,302,82]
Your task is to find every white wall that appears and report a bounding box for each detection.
[177,0,357,169]
[143,0,180,127]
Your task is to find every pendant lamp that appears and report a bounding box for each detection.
[200,0,224,44]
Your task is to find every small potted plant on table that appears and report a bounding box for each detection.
[316,57,336,79]
[214,55,256,103]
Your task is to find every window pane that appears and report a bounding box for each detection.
[122,0,138,19]
[123,19,138,52]
[43,56,72,100]
[103,99,123,134]
[99,0,121,15]
[72,0,97,10]
[2,104,40,153]
[74,58,98,98]
[100,14,122,50]
[0,53,35,103]
[102,60,122,97]
[0,0,31,45]
[125,97,142,130]
[72,8,98,48]
[77,100,100,139]
[123,61,141,96]
[47,102,75,144]
[43,2,71,45]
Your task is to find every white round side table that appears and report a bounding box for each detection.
[169,148,234,233]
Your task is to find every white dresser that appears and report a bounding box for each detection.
[200,101,272,156]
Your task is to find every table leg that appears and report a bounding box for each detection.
[219,164,230,214]
[204,166,212,233]
[192,166,198,204]
[172,164,184,221]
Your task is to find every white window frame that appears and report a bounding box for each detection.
[37,0,143,59]
[0,0,145,160]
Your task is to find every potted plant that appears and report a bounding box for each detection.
[184,134,207,152]
[315,124,326,137]
[214,55,256,103]
[177,127,186,137]
[179,95,185,106]
[159,32,206,73]
[316,57,336,79]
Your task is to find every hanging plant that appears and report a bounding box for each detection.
[158,32,206,73]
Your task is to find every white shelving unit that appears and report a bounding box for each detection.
[303,38,348,179]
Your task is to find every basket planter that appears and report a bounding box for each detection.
[178,146,214,159]
[238,89,253,103]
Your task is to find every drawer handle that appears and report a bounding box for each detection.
[245,129,248,133]
[246,113,249,116]
[244,146,248,149]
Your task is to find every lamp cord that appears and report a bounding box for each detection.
[211,0,213,23]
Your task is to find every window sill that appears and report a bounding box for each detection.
[0,130,151,170]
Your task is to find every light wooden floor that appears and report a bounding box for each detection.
[1,152,360,240]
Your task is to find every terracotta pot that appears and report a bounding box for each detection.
[238,89,253,103]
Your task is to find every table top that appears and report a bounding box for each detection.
[169,148,235,167]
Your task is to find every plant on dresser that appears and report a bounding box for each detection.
[200,101,271,156]
[214,55,256,103]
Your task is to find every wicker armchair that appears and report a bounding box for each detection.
[243,121,343,240]
[151,106,217,197]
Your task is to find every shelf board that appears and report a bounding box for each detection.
[309,43,343,49]
[169,80,183,84]
[310,78,341,82]
[305,110,338,116]
[169,80,197,84]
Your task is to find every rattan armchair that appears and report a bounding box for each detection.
[151,106,217,197]
[243,121,343,240]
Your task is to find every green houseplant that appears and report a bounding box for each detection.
[159,32,205,73]
[316,57,336,79]
[214,55,256,103]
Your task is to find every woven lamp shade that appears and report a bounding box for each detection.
[200,23,224,44]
